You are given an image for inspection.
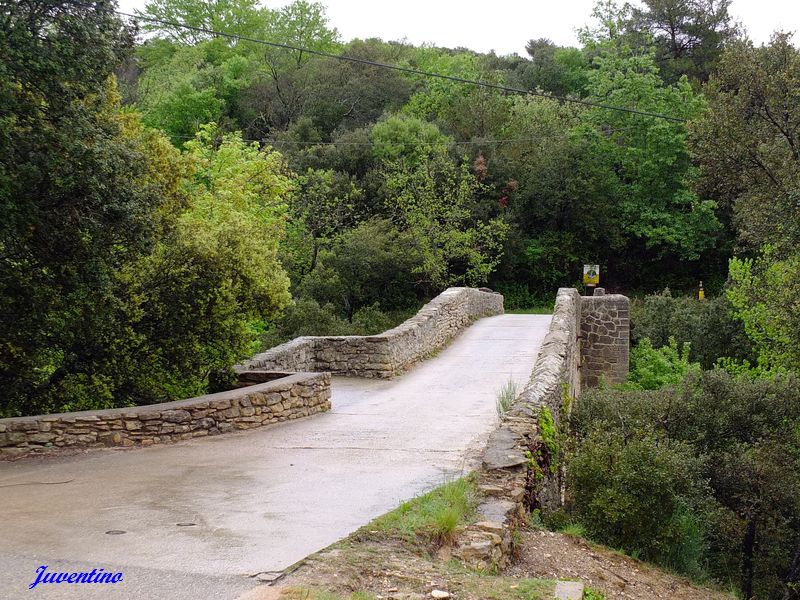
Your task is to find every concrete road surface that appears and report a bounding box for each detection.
[0,314,550,599]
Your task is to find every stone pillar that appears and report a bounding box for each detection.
[580,293,630,387]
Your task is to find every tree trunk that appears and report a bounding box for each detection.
[783,539,800,600]
[742,510,757,600]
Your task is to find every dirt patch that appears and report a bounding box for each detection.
[279,538,554,599]
[276,527,734,600]
[508,529,733,600]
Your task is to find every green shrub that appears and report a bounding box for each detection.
[728,251,800,373]
[569,371,800,597]
[350,303,397,335]
[494,282,540,310]
[568,430,710,572]
[625,337,700,390]
[630,290,754,369]
[258,298,351,349]
[257,298,418,352]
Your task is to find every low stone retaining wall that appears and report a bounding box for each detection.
[0,371,331,460]
[454,287,628,570]
[242,287,504,378]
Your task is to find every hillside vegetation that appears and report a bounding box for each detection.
[2,1,799,596]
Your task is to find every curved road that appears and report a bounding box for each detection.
[0,313,550,599]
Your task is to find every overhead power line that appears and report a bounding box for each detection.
[169,132,641,146]
[113,8,685,123]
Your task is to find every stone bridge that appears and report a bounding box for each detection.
[0,287,628,599]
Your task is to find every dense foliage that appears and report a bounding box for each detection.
[568,371,800,598]
[0,0,292,415]
[630,290,753,369]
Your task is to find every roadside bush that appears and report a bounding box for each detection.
[569,371,800,598]
[257,299,417,351]
[298,219,425,319]
[349,303,397,336]
[568,430,711,574]
[494,282,539,310]
[260,299,350,349]
[625,337,700,390]
[630,290,754,369]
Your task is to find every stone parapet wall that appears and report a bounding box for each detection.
[242,287,504,378]
[580,292,630,387]
[455,288,582,569]
[0,372,331,460]
[454,287,630,570]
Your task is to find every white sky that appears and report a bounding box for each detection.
[117,0,799,55]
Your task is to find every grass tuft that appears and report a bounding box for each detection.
[496,377,518,416]
[560,522,587,538]
[365,476,481,547]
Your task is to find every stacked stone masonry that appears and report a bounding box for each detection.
[241,287,504,378]
[0,372,331,459]
[455,288,629,570]
[0,287,501,459]
[580,291,630,387]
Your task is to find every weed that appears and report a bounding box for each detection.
[583,587,607,600]
[560,522,587,538]
[537,405,558,472]
[529,509,545,530]
[513,579,556,598]
[496,377,518,416]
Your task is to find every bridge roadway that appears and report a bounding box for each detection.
[0,313,550,599]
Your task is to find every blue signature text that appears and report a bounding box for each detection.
[29,565,123,589]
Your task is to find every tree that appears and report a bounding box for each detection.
[137,0,269,44]
[259,0,339,63]
[136,41,251,144]
[120,125,292,402]
[577,40,720,281]
[299,219,425,320]
[691,33,800,254]
[727,251,800,373]
[694,34,800,376]
[370,114,452,166]
[280,167,363,286]
[237,0,340,133]
[0,0,164,415]
[628,0,737,82]
[302,39,413,136]
[381,144,508,291]
[517,38,589,96]
[489,96,591,296]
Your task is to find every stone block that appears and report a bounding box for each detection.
[27,433,56,444]
[0,432,28,447]
[138,412,162,421]
[161,410,191,423]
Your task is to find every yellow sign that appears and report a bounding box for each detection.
[583,264,600,286]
